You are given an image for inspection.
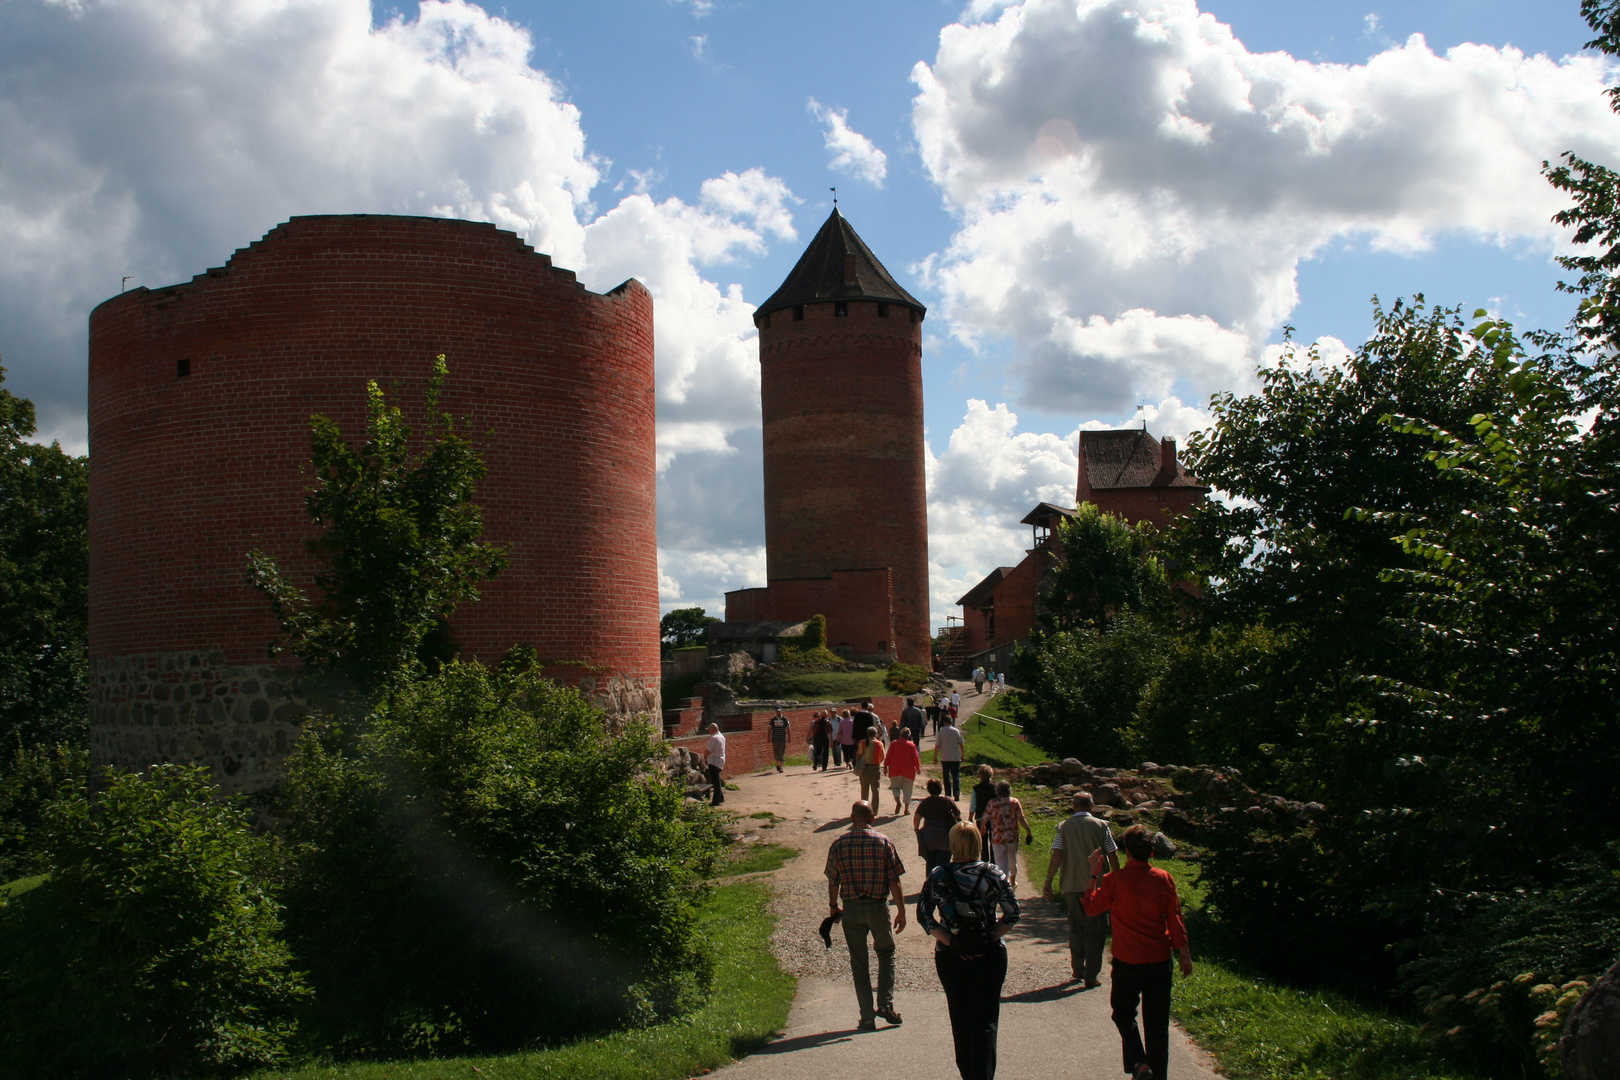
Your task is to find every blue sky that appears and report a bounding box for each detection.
[0,0,1613,629]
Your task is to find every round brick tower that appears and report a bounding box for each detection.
[748,210,930,665]
[88,215,659,792]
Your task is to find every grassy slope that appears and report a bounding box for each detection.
[0,874,47,898]
[755,669,890,702]
[247,881,794,1080]
[1012,780,1467,1080]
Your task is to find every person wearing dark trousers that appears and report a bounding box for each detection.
[917,822,1020,1080]
[935,715,965,800]
[913,778,961,875]
[1081,826,1193,1080]
[702,722,726,807]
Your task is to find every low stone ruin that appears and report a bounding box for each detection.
[999,759,1325,854]
[664,745,711,801]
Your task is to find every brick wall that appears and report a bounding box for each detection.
[755,300,930,665]
[668,695,909,779]
[724,567,895,659]
[1088,488,1206,527]
[87,214,659,789]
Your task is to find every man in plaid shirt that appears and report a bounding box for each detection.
[825,800,908,1030]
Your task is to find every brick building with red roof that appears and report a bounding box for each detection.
[947,428,1207,675]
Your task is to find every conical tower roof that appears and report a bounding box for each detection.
[754,209,925,324]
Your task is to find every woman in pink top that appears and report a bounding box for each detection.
[884,727,922,815]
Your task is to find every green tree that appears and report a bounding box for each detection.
[1040,502,1169,632]
[1017,504,1172,763]
[0,365,88,749]
[247,356,506,703]
[659,606,718,653]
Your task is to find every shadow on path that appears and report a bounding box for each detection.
[745,1024,904,1056]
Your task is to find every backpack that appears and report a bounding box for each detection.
[935,865,999,959]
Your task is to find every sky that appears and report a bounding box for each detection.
[1,0,1615,635]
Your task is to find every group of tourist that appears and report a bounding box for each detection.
[969,665,1005,695]
[706,685,1194,1080]
[826,781,1193,1080]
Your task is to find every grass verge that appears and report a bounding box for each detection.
[958,719,1047,770]
[246,881,794,1080]
[0,874,47,899]
[720,842,801,877]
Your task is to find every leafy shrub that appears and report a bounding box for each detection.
[883,662,931,695]
[280,661,723,1057]
[0,742,87,881]
[774,642,844,667]
[800,613,827,650]
[0,765,306,1079]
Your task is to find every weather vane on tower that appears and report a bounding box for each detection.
[830,186,837,208]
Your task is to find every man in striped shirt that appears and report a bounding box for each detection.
[825,801,907,1030]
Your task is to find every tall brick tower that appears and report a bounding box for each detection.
[88,215,660,793]
[725,210,930,666]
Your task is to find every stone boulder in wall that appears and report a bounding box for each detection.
[1562,959,1620,1080]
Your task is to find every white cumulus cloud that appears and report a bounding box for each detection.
[912,0,1620,420]
[0,0,796,614]
[808,98,889,187]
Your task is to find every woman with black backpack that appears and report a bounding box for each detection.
[917,821,1020,1080]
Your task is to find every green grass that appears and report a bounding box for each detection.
[748,669,890,702]
[245,881,794,1080]
[1,874,47,899]
[971,690,1030,722]
[719,842,800,877]
[957,718,1047,769]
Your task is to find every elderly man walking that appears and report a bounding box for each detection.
[1043,791,1120,986]
[825,801,908,1030]
[703,723,726,807]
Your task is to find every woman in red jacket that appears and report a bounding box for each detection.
[1081,826,1194,1080]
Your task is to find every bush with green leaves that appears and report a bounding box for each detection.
[0,742,87,882]
[882,662,931,695]
[0,765,306,1079]
[279,660,723,1057]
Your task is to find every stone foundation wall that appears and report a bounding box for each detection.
[90,651,306,796]
[92,652,661,795]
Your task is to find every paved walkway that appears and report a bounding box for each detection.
[712,682,1223,1080]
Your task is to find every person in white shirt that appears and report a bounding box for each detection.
[828,711,845,767]
[704,723,727,806]
[934,715,966,801]
[972,666,986,694]
[950,690,962,716]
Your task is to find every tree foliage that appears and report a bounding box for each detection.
[247,356,506,703]
[1016,504,1172,763]
[660,606,718,652]
[0,365,87,749]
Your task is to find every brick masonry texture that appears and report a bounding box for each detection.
[747,300,931,665]
[667,695,909,779]
[88,215,659,791]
